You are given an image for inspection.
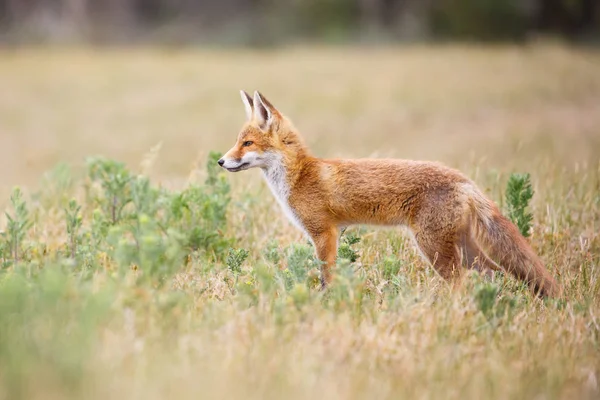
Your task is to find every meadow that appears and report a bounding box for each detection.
[0,44,599,399]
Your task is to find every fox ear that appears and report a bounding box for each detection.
[253,91,279,131]
[240,90,253,120]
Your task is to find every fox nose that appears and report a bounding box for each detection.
[217,159,225,167]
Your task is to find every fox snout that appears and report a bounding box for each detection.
[218,154,255,172]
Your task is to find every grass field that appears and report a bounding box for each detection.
[0,44,599,400]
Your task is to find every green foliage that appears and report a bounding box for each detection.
[324,259,368,317]
[473,281,518,326]
[263,240,282,265]
[288,283,310,310]
[227,248,249,275]
[505,173,534,237]
[170,184,232,256]
[381,255,403,281]
[270,230,365,297]
[1,188,32,268]
[65,199,82,259]
[87,158,133,224]
[337,230,361,263]
[377,255,413,300]
[169,152,232,257]
[107,215,185,285]
[80,153,233,284]
[280,243,318,291]
[205,151,228,187]
[0,155,236,395]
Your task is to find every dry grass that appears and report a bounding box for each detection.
[0,44,599,400]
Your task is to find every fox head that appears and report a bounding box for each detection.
[218,91,304,172]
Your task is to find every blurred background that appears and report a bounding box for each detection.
[0,0,599,45]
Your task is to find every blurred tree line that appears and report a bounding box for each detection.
[0,0,598,44]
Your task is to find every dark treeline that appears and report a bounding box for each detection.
[0,0,598,44]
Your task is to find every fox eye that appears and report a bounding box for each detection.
[242,141,254,147]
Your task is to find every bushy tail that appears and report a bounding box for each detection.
[466,185,561,298]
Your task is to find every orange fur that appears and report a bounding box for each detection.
[219,91,561,297]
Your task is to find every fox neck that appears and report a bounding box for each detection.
[260,146,312,232]
[262,155,291,203]
[261,142,312,187]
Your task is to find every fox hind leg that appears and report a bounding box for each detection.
[461,233,501,278]
[411,194,464,282]
[413,232,462,281]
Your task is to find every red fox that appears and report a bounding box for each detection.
[218,90,561,297]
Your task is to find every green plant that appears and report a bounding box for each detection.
[337,230,361,263]
[279,243,319,291]
[82,153,234,284]
[323,258,368,317]
[65,199,82,260]
[381,255,403,281]
[473,281,517,326]
[263,240,282,265]
[1,188,32,268]
[87,158,133,225]
[227,248,249,275]
[168,152,232,259]
[505,173,534,237]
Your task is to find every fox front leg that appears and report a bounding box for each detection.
[310,226,339,289]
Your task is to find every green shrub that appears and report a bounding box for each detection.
[1,187,32,268]
[64,199,82,260]
[227,248,249,275]
[505,173,534,237]
[82,152,233,284]
[338,230,361,263]
[280,243,317,291]
[263,240,282,266]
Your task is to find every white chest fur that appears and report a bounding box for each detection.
[261,154,305,233]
